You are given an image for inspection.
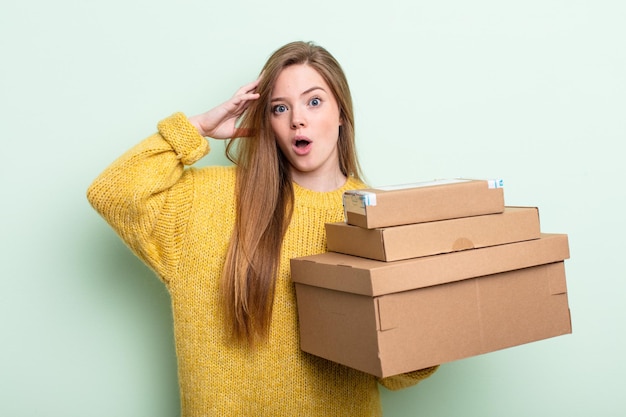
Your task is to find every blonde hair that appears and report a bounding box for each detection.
[222,41,362,345]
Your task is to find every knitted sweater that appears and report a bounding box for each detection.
[87,112,437,416]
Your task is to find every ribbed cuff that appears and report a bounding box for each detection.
[157,112,210,165]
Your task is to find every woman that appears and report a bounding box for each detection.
[88,41,437,416]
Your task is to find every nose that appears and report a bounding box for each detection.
[290,107,306,129]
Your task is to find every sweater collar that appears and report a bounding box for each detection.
[292,177,366,209]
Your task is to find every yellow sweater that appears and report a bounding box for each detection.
[87,113,437,416]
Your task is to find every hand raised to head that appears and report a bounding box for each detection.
[188,78,261,139]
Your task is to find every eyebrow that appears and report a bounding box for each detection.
[270,86,326,103]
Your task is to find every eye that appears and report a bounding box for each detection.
[309,97,321,107]
[272,104,288,114]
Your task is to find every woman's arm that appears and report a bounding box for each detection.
[87,78,261,281]
[86,113,208,281]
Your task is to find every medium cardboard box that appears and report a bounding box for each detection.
[291,234,571,378]
[326,206,541,262]
[343,178,505,229]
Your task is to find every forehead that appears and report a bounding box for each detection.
[272,64,331,96]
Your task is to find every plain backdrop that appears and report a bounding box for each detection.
[1,1,624,416]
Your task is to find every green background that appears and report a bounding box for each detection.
[1,1,624,416]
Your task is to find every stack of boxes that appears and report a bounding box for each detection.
[291,179,571,378]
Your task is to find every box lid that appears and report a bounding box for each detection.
[291,233,569,296]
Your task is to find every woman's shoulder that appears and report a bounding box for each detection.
[195,164,235,173]
[190,164,236,179]
[186,165,237,193]
[186,165,236,203]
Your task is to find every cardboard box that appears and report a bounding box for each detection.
[343,178,505,229]
[291,234,571,377]
[326,206,541,261]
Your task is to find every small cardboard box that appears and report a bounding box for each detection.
[343,178,505,229]
[291,234,571,378]
[327,206,540,261]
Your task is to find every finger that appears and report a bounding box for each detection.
[230,92,260,113]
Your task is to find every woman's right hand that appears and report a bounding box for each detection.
[188,77,261,139]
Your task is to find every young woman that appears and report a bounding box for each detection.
[88,41,437,416]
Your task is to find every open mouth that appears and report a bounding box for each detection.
[295,139,311,148]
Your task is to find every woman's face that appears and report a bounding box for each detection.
[269,64,344,189]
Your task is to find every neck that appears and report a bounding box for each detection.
[291,169,347,192]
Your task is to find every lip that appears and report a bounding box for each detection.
[292,135,312,156]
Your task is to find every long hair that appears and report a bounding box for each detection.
[221,41,362,345]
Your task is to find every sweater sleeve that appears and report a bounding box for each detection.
[86,112,210,282]
[377,365,439,391]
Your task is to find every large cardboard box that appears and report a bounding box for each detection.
[327,206,540,262]
[343,178,505,229]
[291,234,571,378]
